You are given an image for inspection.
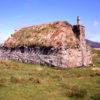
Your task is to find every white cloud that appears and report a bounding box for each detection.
[93,21,99,27]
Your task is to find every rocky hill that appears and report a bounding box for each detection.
[0,18,93,68]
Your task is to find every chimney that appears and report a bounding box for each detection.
[77,16,80,25]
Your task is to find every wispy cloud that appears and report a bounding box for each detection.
[93,21,99,27]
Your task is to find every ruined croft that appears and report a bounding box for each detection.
[0,17,92,68]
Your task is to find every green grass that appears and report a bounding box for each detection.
[92,48,100,67]
[0,59,100,100]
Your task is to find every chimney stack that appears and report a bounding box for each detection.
[77,16,80,25]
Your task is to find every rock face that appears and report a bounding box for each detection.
[0,19,92,68]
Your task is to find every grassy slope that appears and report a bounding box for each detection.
[0,49,100,100]
[92,48,100,67]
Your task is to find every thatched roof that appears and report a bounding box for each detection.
[4,21,78,48]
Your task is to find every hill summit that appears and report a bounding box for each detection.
[0,17,92,67]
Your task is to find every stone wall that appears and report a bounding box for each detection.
[0,44,92,68]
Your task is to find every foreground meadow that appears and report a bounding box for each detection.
[0,49,100,100]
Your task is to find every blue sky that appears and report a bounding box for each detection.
[0,0,100,43]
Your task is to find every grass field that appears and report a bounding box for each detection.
[92,48,100,68]
[0,49,100,100]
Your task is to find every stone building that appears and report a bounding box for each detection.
[0,17,92,68]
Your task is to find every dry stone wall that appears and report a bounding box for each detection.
[0,44,92,68]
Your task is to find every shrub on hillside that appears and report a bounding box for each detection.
[66,85,87,98]
[61,83,87,98]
